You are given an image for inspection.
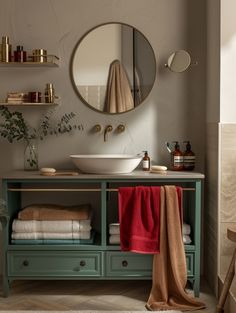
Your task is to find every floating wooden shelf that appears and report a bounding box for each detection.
[0,55,59,67]
[0,102,58,107]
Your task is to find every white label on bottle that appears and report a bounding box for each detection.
[184,156,195,165]
[142,160,149,169]
[173,156,183,165]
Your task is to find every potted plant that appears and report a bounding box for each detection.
[0,106,83,170]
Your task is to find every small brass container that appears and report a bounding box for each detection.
[32,49,47,62]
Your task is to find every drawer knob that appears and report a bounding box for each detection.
[80,260,86,267]
[23,260,29,266]
[122,260,128,267]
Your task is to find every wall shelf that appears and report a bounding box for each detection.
[0,55,59,67]
[0,102,58,107]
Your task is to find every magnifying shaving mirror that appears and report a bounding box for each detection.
[165,50,193,73]
[71,23,157,114]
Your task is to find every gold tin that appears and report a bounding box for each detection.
[32,49,47,62]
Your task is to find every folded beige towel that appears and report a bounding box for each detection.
[18,204,91,221]
[11,231,91,240]
[12,219,91,233]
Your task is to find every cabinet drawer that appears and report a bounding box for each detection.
[106,252,152,277]
[8,251,103,277]
[186,252,194,276]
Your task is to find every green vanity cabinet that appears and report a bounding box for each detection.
[1,170,204,297]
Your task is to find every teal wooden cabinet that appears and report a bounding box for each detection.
[1,170,204,297]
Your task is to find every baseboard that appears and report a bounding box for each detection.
[218,276,236,313]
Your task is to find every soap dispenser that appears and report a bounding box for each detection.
[183,141,195,170]
[142,151,150,171]
[171,141,183,171]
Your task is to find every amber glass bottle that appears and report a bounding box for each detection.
[142,151,150,171]
[183,141,195,170]
[171,141,183,171]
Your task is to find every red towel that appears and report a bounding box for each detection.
[118,186,161,254]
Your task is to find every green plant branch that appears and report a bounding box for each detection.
[0,106,83,143]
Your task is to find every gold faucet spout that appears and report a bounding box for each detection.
[104,125,113,142]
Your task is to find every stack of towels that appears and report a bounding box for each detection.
[183,222,192,244]
[108,222,192,245]
[109,223,120,244]
[11,203,93,244]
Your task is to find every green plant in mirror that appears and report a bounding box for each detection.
[0,106,83,170]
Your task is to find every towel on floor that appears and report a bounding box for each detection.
[146,186,205,311]
[18,203,91,221]
[118,186,161,254]
[11,231,91,240]
[12,219,91,233]
[105,60,134,113]
[109,223,120,235]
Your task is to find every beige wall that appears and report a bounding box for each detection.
[0,0,209,282]
[0,0,206,174]
[205,0,220,296]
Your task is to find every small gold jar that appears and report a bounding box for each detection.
[32,49,47,62]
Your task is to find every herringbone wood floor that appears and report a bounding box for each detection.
[0,279,216,311]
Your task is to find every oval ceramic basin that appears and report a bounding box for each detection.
[70,154,142,174]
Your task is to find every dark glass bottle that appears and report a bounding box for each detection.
[183,141,195,171]
[142,151,150,171]
[171,141,184,171]
[14,45,27,62]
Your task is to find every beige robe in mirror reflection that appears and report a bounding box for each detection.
[105,60,134,113]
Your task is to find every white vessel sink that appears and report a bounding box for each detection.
[70,154,142,174]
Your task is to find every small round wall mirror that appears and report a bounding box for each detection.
[71,23,156,114]
[166,50,191,73]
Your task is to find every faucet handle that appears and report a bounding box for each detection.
[94,124,102,132]
[106,125,113,132]
[117,124,125,133]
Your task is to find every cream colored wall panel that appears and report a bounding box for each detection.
[221,174,236,222]
[220,222,236,256]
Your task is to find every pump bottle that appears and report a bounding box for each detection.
[171,141,183,171]
[183,141,195,170]
[142,151,150,171]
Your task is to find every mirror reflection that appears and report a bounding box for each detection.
[166,50,191,73]
[71,23,156,114]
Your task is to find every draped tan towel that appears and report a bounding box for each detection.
[105,60,134,113]
[18,204,91,221]
[146,186,206,311]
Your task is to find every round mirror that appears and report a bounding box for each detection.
[166,50,191,73]
[71,23,156,114]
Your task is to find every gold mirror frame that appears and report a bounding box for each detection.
[70,22,157,114]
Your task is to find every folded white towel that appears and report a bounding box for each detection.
[109,234,120,244]
[11,231,91,240]
[183,234,192,244]
[108,233,192,245]
[183,223,191,235]
[12,219,91,233]
[109,223,120,235]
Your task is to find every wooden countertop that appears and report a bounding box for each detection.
[1,170,205,180]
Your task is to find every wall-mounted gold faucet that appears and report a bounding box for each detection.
[104,125,113,142]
